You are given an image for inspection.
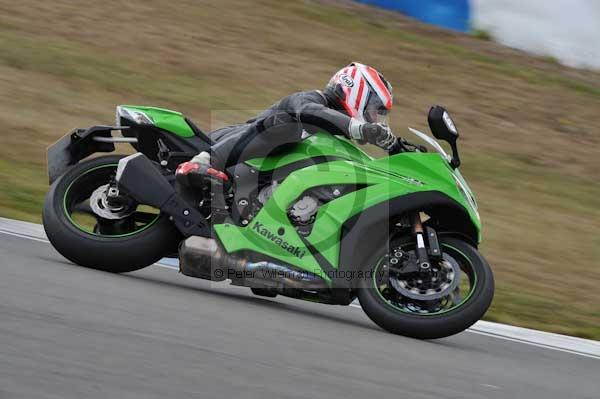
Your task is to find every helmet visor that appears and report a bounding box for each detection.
[363,92,390,124]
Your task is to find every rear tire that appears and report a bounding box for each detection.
[43,155,180,273]
[358,236,494,339]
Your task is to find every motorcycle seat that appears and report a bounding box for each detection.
[208,123,252,143]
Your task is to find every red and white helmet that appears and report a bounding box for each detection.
[325,62,393,123]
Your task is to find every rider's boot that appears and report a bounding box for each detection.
[175,151,230,190]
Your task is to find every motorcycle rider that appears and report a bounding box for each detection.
[176,62,400,183]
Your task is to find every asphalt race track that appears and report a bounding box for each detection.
[1,232,599,399]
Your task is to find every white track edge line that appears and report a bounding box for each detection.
[1,218,599,359]
[350,301,600,359]
[0,228,180,270]
[0,229,50,243]
[465,329,600,360]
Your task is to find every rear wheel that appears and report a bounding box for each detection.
[43,155,180,273]
[358,236,494,339]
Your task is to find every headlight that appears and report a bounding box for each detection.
[116,106,154,126]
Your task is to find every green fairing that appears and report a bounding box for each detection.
[245,133,373,170]
[214,133,481,285]
[120,105,195,138]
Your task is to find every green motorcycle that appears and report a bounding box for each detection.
[43,104,494,339]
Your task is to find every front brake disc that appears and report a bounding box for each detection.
[390,256,461,301]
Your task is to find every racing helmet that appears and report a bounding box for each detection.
[325,62,393,123]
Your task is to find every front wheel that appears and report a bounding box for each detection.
[43,155,181,273]
[358,236,494,339]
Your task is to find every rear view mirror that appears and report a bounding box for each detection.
[428,106,459,142]
[428,106,461,168]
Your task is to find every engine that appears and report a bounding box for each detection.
[254,182,361,236]
[258,183,317,222]
[256,182,319,236]
[289,196,319,224]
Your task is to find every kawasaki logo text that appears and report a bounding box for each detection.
[253,222,306,259]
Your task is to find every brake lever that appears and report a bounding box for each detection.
[388,138,408,155]
[399,138,428,153]
[389,137,429,155]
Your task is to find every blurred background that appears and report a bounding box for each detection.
[359,0,600,69]
[0,0,598,338]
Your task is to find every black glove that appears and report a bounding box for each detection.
[349,119,398,151]
[362,123,395,147]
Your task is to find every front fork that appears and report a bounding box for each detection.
[412,212,442,270]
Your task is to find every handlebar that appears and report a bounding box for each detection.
[389,137,428,155]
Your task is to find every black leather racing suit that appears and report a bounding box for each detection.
[208,90,355,169]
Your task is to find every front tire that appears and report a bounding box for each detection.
[43,155,180,273]
[358,236,494,339]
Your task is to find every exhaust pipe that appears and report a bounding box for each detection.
[179,236,328,290]
[115,153,209,236]
[116,153,176,208]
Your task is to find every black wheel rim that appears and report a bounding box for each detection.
[62,164,160,238]
[372,243,478,316]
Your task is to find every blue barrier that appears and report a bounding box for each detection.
[356,0,471,32]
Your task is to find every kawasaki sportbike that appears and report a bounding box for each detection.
[43,105,494,339]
